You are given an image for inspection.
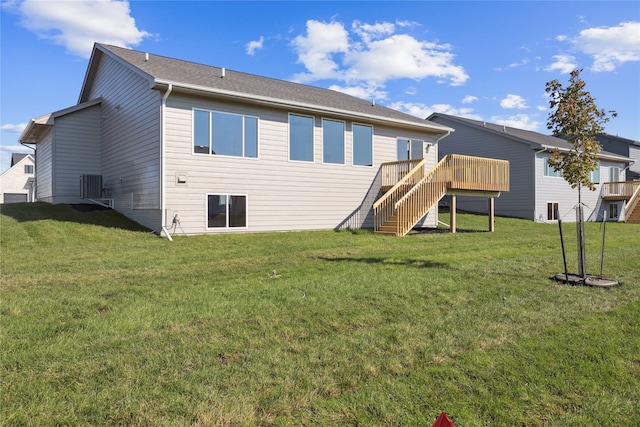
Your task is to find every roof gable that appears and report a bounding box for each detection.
[81,43,452,134]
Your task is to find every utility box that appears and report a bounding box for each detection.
[80,175,102,198]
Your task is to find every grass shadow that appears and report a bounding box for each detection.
[0,202,150,232]
[318,256,450,269]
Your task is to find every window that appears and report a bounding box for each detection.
[591,163,600,184]
[544,157,561,177]
[289,114,314,162]
[609,203,618,219]
[353,124,373,166]
[207,194,247,228]
[547,202,559,221]
[609,167,620,183]
[397,138,410,161]
[24,164,33,174]
[193,109,258,158]
[322,119,345,164]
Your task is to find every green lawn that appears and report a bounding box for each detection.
[1,203,639,426]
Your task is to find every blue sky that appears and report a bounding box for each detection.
[1,1,639,173]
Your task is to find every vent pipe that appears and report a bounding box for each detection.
[371,99,375,106]
[221,67,226,78]
[145,52,149,62]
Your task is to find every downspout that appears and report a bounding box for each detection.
[161,84,173,240]
[435,130,451,143]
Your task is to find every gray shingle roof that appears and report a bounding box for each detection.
[428,113,631,162]
[94,44,451,133]
[11,153,29,166]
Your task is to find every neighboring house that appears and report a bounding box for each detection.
[0,153,35,204]
[594,133,640,181]
[21,43,498,236]
[428,113,638,223]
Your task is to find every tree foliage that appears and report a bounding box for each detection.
[545,69,616,191]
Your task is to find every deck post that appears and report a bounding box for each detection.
[450,195,457,233]
[488,197,495,232]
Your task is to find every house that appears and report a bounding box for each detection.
[19,44,508,236]
[0,153,35,204]
[594,133,640,181]
[428,113,638,223]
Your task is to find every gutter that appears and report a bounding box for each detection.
[160,84,173,240]
[152,80,454,134]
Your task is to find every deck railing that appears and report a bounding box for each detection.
[374,154,510,236]
[601,181,640,200]
[380,158,425,189]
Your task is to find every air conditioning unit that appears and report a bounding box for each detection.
[80,175,102,198]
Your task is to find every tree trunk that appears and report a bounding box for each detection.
[576,185,587,279]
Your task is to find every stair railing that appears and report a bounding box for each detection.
[373,158,427,232]
[624,184,640,222]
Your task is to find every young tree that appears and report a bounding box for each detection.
[545,69,616,279]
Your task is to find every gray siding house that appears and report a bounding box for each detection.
[21,43,464,235]
[428,113,636,223]
[594,134,640,181]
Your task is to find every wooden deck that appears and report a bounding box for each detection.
[374,155,510,236]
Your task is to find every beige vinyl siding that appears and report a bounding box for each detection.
[164,94,440,234]
[35,130,53,202]
[433,117,534,219]
[51,104,101,203]
[86,53,162,230]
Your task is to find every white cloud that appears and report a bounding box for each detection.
[291,20,350,81]
[7,0,150,58]
[328,84,388,101]
[291,19,468,88]
[246,36,264,56]
[496,58,530,71]
[1,123,28,133]
[573,21,640,71]
[544,54,578,74]
[489,114,542,131]
[351,20,395,44]
[461,95,478,104]
[500,94,528,109]
[388,101,480,120]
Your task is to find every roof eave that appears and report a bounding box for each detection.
[539,144,633,163]
[154,80,453,134]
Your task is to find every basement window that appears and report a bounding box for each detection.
[547,202,559,221]
[207,194,247,229]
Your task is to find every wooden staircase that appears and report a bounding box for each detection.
[624,185,640,223]
[374,154,510,236]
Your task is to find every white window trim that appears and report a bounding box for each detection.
[205,193,249,230]
[321,118,346,166]
[352,122,374,168]
[288,113,315,163]
[543,156,562,178]
[547,202,560,221]
[192,108,259,159]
